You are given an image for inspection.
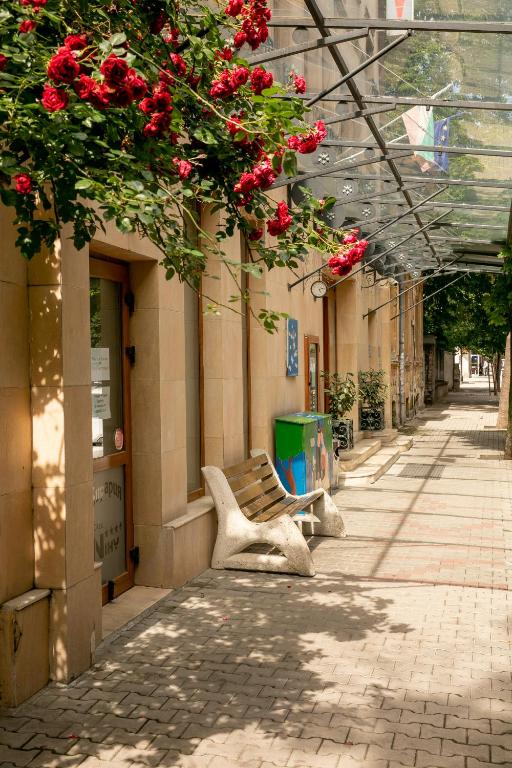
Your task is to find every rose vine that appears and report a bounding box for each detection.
[0,0,368,328]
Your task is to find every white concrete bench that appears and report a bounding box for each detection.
[202,449,346,577]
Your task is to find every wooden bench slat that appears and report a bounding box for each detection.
[224,454,267,479]
[228,463,274,493]
[253,497,311,523]
[243,486,286,517]
[234,475,280,508]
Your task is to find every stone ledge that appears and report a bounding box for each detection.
[165,496,215,531]
[2,588,50,612]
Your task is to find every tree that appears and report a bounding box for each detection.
[0,0,369,329]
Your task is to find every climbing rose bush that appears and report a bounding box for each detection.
[0,0,367,315]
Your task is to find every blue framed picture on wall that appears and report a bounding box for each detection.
[286,318,299,376]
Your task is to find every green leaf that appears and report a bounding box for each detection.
[192,127,217,145]
[283,151,297,178]
[75,179,93,190]
[110,32,127,46]
[126,180,144,192]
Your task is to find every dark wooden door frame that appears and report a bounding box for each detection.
[90,256,134,604]
[304,334,320,412]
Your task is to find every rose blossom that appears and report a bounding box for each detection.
[41,85,69,111]
[248,227,263,241]
[0,54,7,70]
[19,20,37,33]
[173,158,193,180]
[14,174,33,194]
[48,49,80,84]
[125,69,147,100]
[250,66,273,94]
[226,0,244,16]
[267,201,292,236]
[293,74,306,94]
[100,54,129,85]
[74,74,96,100]
[64,34,88,50]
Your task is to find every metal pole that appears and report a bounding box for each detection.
[327,210,452,293]
[366,187,448,240]
[364,253,465,319]
[247,28,369,65]
[389,273,466,320]
[306,31,412,108]
[398,278,406,425]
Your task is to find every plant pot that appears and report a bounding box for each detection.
[332,417,354,454]
[360,405,385,431]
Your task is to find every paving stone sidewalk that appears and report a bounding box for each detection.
[2,378,512,768]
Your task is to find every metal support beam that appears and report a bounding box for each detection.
[363,252,465,319]
[300,0,437,259]
[324,104,397,125]
[306,32,411,108]
[322,139,512,159]
[389,273,466,321]
[290,94,512,111]
[287,187,446,291]
[326,173,512,190]
[247,28,368,65]
[333,183,426,209]
[270,150,413,190]
[268,17,512,33]
[507,201,512,247]
[379,201,510,212]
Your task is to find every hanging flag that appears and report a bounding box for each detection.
[386,0,414,21]
[401,105,436,172]
[433,113,464,173]
[434,118,450,172]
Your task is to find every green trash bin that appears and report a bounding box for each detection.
[274,412,333,495]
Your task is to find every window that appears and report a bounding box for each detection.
[184,283,204,500]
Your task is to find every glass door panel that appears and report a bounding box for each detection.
[90,258,133,603]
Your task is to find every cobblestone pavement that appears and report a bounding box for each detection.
[2,378,512,768]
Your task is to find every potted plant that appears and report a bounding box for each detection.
[358,369,387,431]
[321,371,357,451]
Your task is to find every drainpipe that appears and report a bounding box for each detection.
[398,277,406,425]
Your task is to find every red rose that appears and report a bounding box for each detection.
[234,172,257,195]
[226,0,244,16]
[248,228,263,241]
[48,49,80,84]
[19,20,37,33]
[89,82,111,109]
[41,85,69,111]
[250,66,273,94]
[343,233,358,244]
[172,158,192,180]
[254,160,276,189]
[0,54,7,70]
[150,10,167,34]
[231,66,249,88]
[14,173,33,194]
[170,53,187,77]
[267,201,292,236]
[143,111,170,137]
[64,34,88,51]
[216,47,233,61]
[233,31,247,48]
[74,74,96,100]
[138,97,156,115]
[125,69,147,100]
[100,54,129,85]
[152,86,172,111]
[293,74,306,94]
[110,84,134,107]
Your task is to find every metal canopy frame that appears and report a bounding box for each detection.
[266,3,511,282]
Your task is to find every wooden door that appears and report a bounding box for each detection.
[90,257,134,604]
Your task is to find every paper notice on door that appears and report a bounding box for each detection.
[91,347,110,381]
[92,386,111,420]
